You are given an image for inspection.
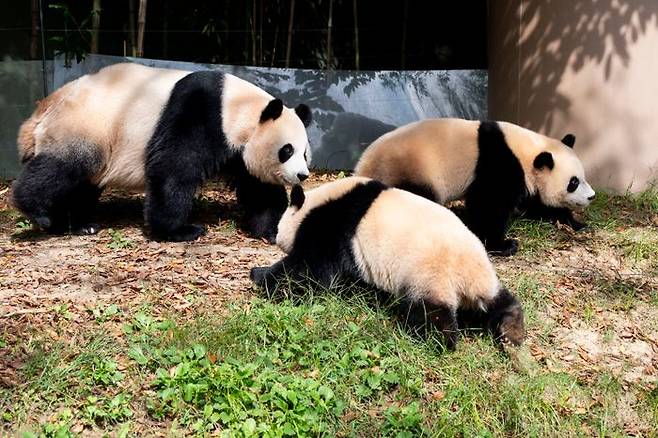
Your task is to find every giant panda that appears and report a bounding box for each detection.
[11,62,312,242]
[354,119,596,256]
[250,177,525,349]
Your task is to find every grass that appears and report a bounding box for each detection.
[1,184,658,436]
[3,291,656,437]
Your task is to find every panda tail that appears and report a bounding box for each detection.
[16,89,64,164]
[17,115,39,164]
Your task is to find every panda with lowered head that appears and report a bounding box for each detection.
[355,118,596,256]
[250,177,525,349]
[12,63,312,242]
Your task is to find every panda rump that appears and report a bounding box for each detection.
[251,177,525,349]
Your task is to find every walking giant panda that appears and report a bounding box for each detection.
[12,63,312,242]
[354,119,596,256]
[250,177,525,349]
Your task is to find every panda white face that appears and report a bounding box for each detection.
[277,139,311,185]
[242,100,312,186]
[532,138,595,210]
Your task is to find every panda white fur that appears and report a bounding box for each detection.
[12,63,312,242]
[354,119,596,256]
[250,176,525,349]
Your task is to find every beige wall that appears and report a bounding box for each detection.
[488,0,658,192]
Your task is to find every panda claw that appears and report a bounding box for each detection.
[74,223,100,235]
[34,216,52,230]
[487,239,519,257]
[250,267,268,285]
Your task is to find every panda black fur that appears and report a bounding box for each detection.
[250,177,525,349]
[354,119,596,256]
[12,63,312,242]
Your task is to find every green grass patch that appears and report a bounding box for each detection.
[5,293,654,437]
[508,218,559,255]
[106,229,135,250]
[586,188,658,230]
[611,228,658,269]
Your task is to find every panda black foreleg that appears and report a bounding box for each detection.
[250,256,317,300]
[398,297,459,350]
[464,202,518,256]
[145,173,205,242]
[520,197,586,231]
[233,166,288,243]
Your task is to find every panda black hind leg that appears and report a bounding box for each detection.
[459,288,525,346]
[11,148,101,234]
[398,296,459,350]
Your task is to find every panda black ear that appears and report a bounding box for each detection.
[290,184,305,209]
[295,104,312,127]
[533,151,554,170]
[561,134,576,148]
[260,98,284,123]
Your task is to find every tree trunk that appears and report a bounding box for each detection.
[353,0,359,70]
[400,0,408,69]
[271,22,279,67]
[162,0,168,58]
[259,0,264,66]
[90,0,101,54]
[326,0,333,69]
[128,0,136,56]
[251,0,257,65]
[137,0,147,57]
[30,0,39,59]
[285,0,295,68]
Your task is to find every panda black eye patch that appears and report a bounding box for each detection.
[278,144,294,163]
[567,176,579,193]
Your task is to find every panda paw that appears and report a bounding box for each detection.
[159,224,207,242]
[487,239,519,257]
[73,223,100,235]
[250,266,269,285]
[569,220,588,232]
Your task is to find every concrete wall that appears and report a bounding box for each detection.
[488,0,658,192]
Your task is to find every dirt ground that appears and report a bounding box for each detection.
[1,174,657,434]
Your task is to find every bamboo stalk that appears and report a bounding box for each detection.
[137,0,147,57]
[285,0,295,68]
[326,0,334,69]
[128,0,136,56]
[400,0,408,69]
[30,0,39,59]
[353,0,359,70]
[90,0,101,53]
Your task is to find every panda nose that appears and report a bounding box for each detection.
[297,173,309,182]
[588,193,596,201]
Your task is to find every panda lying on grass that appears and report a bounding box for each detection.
[251,177,525,350]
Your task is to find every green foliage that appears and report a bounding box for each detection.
[383,402,425,437]
[90,358,124,387]
[91,304,120,323]
[107,229,135,250]
[121,300,422,435]
[48,3,94,67]
[23,409,75,438]
[16,219,32,231]
[83,394,133,425]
